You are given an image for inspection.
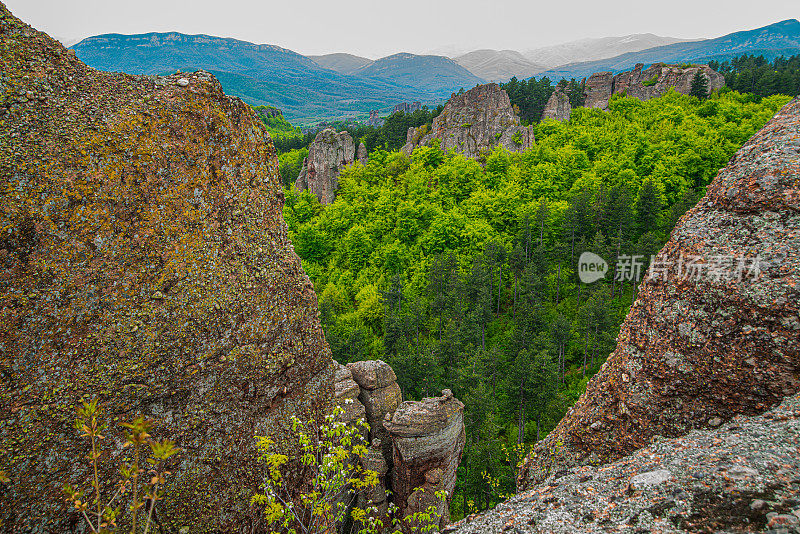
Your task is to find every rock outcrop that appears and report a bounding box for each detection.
[367,109,385,128]
[583,71,615,109]
[394,101,421,114]
[0,3,333,531]
[295,127,356,204]
[358,141,368,164]
[519,96,800,490]
[540,88,572,121]
[385,390,466,531]
[333,360,466,531]
[583,63,725,111]
[401,83,535,159]
[448,392,800,534]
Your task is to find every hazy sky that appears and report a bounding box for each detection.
[6,0,799,59]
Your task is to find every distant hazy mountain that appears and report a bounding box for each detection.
[538,19,800,81]
[454,50,547,82]
[524,34,695,68]
[309,53,373,75]
[72,34,450,123]
[353,53,484,94]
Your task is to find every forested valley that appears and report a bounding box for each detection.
[262,81,792,518]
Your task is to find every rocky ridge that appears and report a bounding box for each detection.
[519,96,800,490]
[544,63,725,121]
[0,3,333,531]
[449,393,800,534]
[402,83,535,159]
[335,360,466,531]
[295,127,357,204]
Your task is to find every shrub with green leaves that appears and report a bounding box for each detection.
[62,400,179,534]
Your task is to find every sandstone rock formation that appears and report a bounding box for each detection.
[385,390,466,531]
[333,360,466,531]
[0,4,333,531]
[519,96,800,490]
[583,71,615,109]
[367,109,385,127]
[448,392,800,533]
[295,127,356,204]
[583,63,724,111]
[348,360,403,453]
[394,101,421,114]
[358,141,368,164]
[401,83,535,159]
[540,88,572,121]
[255,105,283,119]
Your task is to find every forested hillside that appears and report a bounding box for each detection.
[709,54,800,97]
[281,89,791,516]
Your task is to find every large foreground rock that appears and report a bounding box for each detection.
[519,97,800,489]
[0,4,333,531]
[295,127,356,204]
[402,83,534,158]
[449,393,800,533]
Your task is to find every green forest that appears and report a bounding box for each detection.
[709,54,800,97]
[275,89,792,517]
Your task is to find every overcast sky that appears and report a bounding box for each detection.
[6,0,799,59]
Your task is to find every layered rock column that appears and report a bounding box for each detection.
[332,360,466,531]
[385,390,466,531]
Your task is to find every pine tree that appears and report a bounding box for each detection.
[690,71,710,99]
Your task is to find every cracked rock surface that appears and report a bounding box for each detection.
[449,393,800,533]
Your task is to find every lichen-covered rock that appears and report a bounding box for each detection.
[295,127,356,204]
[583,63,725,111]
[335,362,367,424]
[347,360,402,460]
[348,359,398,390]
[401,83,534,158]
[540,88,572,121]
[518,97,800,490]
[448,393,800,534]
[384,390,466,531]
[0,3,333,531]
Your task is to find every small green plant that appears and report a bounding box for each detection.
[252,406,449,534]
[642,75,659,87]
[62,400,179,534]
[511,130,523,146]
[252,406,378,533]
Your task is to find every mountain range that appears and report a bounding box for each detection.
[538,19,800,80]
[72,19,800,123]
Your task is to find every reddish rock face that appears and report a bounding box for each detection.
[519,97,800,489]
[0,3,333,531]
[402,83,534,158]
